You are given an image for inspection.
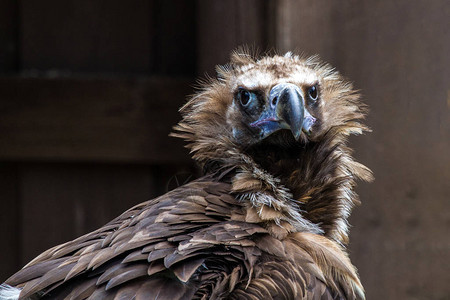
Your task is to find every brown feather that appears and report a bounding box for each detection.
[64,277,97,300]
[104,264,147,290]
[4,51,370,299]
[172,258,205,283]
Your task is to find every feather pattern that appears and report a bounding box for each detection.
[5,178,363,299]
[4,51,371,299]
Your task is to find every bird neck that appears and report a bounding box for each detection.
[213,132,370,245]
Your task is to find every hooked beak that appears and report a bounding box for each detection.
[250,83,316,140]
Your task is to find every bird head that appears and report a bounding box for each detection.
[173,50,373,243]
[225,52,325,150]
[174,51,368,167]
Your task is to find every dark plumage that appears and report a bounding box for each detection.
[2,51,372,299]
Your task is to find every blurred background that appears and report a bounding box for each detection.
[0,1,448,299]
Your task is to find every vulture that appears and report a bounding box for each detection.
[1,51,373,300]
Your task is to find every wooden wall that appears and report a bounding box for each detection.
[0,0,198,282]
[1,1,448,299]
[275,2,449,299]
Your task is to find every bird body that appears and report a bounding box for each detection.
[1,51,372,299]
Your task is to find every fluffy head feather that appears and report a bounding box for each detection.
[173,50,373,244]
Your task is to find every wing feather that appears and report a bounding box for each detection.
[104,264,148,290]
[5,177,363,299]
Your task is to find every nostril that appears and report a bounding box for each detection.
[272,97,278,106]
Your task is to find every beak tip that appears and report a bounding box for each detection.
[293,130,302,141]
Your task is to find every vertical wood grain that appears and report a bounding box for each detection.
[273,1,450,298]
[0,164,20,282]
[196,0,268,75]
[151,0,197,75]
[0,0,17,72]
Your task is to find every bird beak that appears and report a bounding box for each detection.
[250,83,316,140]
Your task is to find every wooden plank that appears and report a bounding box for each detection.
[19,163,156,265]
[196,0,268,75]
[19,0,151,73]
[271,0,340,60]
[0,77,194,163]
[0,0,17,71]
[273,1,450,299]
[0,163,20,282]
[150,0,196,75]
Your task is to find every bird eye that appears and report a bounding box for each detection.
[308,85,318,101]
[237,89,254,107]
